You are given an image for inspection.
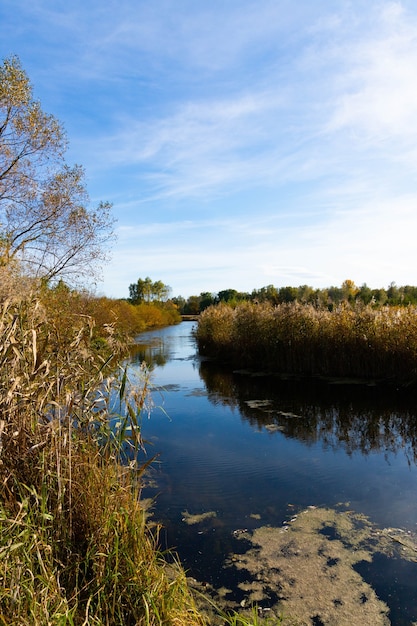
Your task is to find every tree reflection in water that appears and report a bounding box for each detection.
[199,360,417,464]
[129,341,169,369]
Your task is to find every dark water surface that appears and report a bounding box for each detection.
[131,322,417,624]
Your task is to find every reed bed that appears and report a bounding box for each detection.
[196,302,417,383]
[0,293,206,625]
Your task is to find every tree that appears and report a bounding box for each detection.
[128,277,171,304]
[327,285,343,305]
[357,283,373,305]
[199,292,215,311]
[297,284,315,303]
[217,289,239,303]
[387,281,400,305]
[183,295,201,315]
[0,55,113,283]
[129,277,151,304]
[341,279,358,302]
[370,288,387,306]
[252,284,279,304]
[171,295,186,312]
[216,289,250,304]
[278,286,297,303]
[152,279,171,302]
[401,285,417,305]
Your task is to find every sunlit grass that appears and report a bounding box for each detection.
[0,287,298,624]
[0,292,206,625]
[196,301,417,383]
[218,606,283,625]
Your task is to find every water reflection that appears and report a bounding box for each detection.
[130,341,168,369]
[131,324,417,624]
[199,360,417,464]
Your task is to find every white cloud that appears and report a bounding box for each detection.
[102,182,417,298]
[327,4,417,143]
[80,2,417,208]
[5,0,417,297]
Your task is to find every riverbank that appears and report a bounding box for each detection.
[1,286,288,625]
[0,292,207,625]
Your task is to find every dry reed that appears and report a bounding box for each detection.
[196,302,417,383]
[0,292,206,625]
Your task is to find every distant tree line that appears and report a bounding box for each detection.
[171,280,417,315]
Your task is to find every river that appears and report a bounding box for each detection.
[130,321,417,625]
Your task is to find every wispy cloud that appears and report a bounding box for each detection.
[78,2,417,206]
[328,5,417,143]
[3,0,417,296]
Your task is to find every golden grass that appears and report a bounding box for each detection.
[0,291,206,625]
[196,301,417,382]
[0,283,286,625]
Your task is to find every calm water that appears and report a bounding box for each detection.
[130,322,417,624]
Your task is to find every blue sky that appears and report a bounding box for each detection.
[2,0,417,299]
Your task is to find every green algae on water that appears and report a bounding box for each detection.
[224,505,417,625]
[182,509,217,525]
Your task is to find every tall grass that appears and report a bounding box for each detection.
[217,606,282,626]
[196,301,417,383]
[0,293,206,625]
[0,288,285,625]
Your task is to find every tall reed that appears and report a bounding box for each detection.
[196,301,417,383]
[0,290,286,625]
[0,293,206,625]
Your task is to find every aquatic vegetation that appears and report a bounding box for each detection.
[225,505,417,625]
[182,510,218,525]
[196,302,417,383]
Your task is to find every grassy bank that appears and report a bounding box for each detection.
[196,301,417,383]
[0,291,206,625]
[0,284,278,625]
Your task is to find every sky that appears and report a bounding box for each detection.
[2,0,417,299]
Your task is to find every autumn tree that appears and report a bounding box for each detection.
[341,279,358,302]
[0,55,113,283]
